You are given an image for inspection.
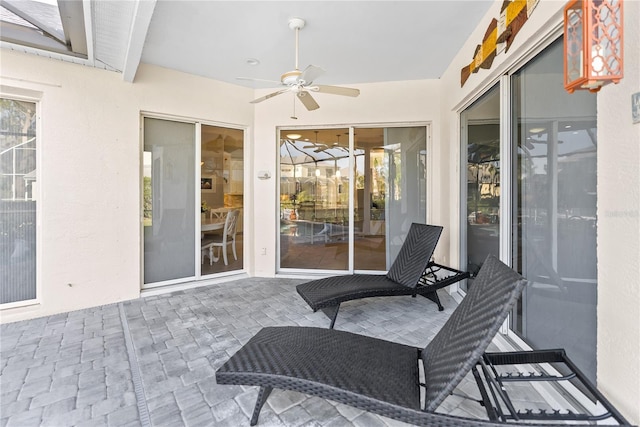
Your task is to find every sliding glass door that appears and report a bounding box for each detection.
[460,38,598,381]
[142,117,245,287]
[278,125,427,273]
[511,39,597,382]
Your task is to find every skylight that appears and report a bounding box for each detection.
[0,0,87,58]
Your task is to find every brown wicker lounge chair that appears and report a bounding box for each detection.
[215,255,632,426]
[296,222,470,328]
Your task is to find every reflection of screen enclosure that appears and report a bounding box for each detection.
[279,127,426,273]
[1,98,37,304]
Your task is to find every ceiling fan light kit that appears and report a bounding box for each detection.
[243,17,360,113]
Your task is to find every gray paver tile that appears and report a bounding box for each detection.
[352,412,387,427]
[180,403,215,427]
[106,405,140,427]
[91,396,129,418]
[30,384,78,408]
[17,376,51,400]
[173,384,205,411]
[279,404,314,426]
[5,405,43,427]
[301,396,341,422]
[234,387,259,418]
[40,396,79,419]
[76,383,107,408]
[268,389,308,414]
[0,397,30,419]
[333,402,365,421]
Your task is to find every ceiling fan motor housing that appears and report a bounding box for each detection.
[281,70,302,85]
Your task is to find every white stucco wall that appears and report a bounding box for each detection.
[596,0,640,422]
[251,79,442,276]
[0,51,253,323]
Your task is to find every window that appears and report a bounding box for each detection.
[1,97,37,305]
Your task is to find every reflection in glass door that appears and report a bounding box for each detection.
[461,85,500,290]
[278,126,427,272]
[354,127,427,271]
[279,129,350,270]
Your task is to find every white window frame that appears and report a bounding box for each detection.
[0,90,42,310]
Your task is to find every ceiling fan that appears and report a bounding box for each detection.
[239,18,360,111]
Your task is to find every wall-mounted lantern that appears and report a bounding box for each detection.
[564,0,623,93]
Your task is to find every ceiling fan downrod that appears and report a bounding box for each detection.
[289,17,305,72]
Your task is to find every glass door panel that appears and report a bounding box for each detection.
[511,39,597,382]
[200,125,244,274]
[354,127,427,271]
[143,118,195,285]
[279,129,349,270]
[461,86,500,290]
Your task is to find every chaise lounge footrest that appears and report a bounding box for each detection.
[475,349,631,424]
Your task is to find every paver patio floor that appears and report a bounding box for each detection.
[1,277,547,426]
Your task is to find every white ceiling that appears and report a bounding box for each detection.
[1,1,494,88]
[139,1,493,88]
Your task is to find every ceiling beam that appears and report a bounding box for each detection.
[0,21,72,55]
[122,0,156,83]
[58,0,88,55]
[82,0,94,65]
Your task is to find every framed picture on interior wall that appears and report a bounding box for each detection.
[201,178,213,190]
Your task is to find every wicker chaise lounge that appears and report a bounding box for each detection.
[215,255,632,426]
[296,222,470,328]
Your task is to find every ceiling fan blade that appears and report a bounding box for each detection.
[250,88,290,104]
[237,76,283,85]
[311,85,360,97]
[296,91,320,111]
[300,65,325,84]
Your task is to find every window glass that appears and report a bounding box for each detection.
[200,125,244,274]
[1,98,37,304]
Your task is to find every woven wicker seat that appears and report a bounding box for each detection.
[296,223,470,328]
[215,255,632,426]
